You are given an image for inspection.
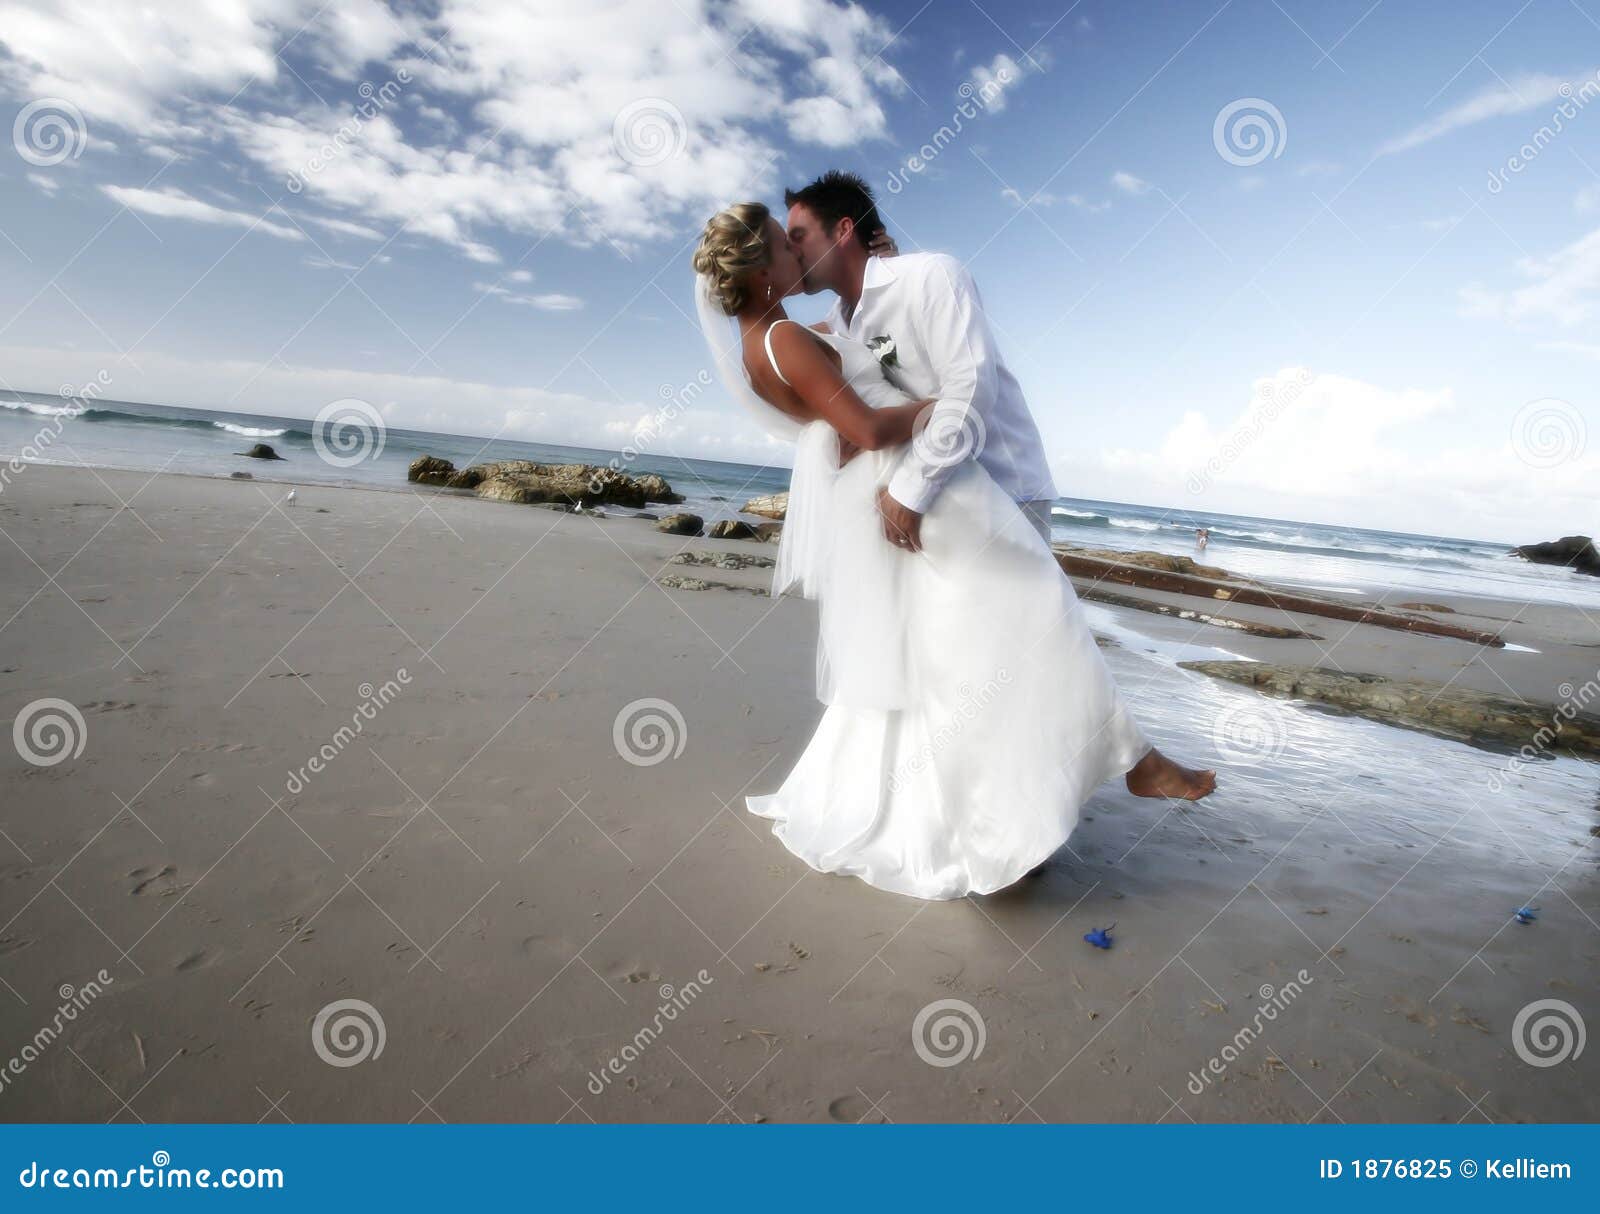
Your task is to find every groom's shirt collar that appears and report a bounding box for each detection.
[830,255,895,332]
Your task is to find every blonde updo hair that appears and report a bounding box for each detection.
[692,202,772,315]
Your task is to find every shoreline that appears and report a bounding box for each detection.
[2,464,1594,1124]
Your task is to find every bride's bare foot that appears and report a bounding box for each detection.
[1125,747,1216,801]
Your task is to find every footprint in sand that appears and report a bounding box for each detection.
[174,948,220,972]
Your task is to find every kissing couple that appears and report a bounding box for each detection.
[692,171,1215,901]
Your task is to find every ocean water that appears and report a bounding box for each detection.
[5,388,1598,609]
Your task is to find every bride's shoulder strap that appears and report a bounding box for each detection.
[761,318,803,387]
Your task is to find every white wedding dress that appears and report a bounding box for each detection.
[745,319,1152,900]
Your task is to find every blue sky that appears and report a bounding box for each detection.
[0,0,1597,542]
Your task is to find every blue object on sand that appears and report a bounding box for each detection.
[1515,905,1539,924]
[1083,924,1115,950]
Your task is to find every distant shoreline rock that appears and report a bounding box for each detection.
[408,455,685,510]
[237,443,284,460]
[1511,535,1600,577]
[740,492,787,520]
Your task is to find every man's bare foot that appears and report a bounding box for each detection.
[1125,747,1216,801]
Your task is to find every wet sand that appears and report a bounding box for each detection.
[1,465,1595,1123]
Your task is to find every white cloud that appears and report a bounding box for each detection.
[26,172,59,194]
[0,0,906,261]
[1000,186,1061,208]
[1577,183,1600,213]
[100,184,306,241]
[1379,71,1593,154]
[968,53,1024,113]
[1459,224,1600,328]
[507,268,533,283]
[1093,367,1597,541]
[1110,170,1151,195]
[474,281,583,311]
[1066,193,1110,213]
[302,213,385,241]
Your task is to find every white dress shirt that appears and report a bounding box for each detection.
[825,252,1058,515]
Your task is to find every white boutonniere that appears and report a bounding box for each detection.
[866,334,898,369]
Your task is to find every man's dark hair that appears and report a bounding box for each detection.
[785,170,880,251]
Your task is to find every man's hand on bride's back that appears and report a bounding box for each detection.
[868,227,898,258]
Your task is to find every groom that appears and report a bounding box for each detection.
[784,170,1057,553]
[787,172,1217,803]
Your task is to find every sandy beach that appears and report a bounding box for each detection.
[1,464,1595,1124]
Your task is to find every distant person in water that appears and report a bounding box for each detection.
[1196,527,1209,550]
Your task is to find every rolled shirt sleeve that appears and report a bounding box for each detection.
[885,255,1001,515]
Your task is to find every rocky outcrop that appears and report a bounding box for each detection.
[741,492,788,520]
[238,443,284,460]
[1061,546,1235,581]
[656,513,704,536]
[407,455,683,509]
[670,550,776,571]
[1073,586,1321,639]
[1055,547,1503,647]
[1179,661,1600,756]
[1511,535,1600,577]
[709,520,758,540]
[408,455,455,485]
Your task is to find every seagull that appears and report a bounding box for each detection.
[285,489,297,507]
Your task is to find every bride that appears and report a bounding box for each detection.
[692,202,1215,901]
